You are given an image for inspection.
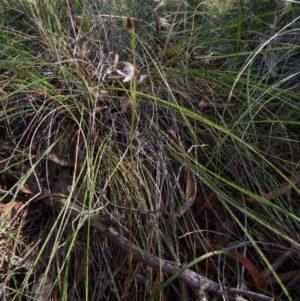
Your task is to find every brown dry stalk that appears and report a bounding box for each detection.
[41,196,274,301]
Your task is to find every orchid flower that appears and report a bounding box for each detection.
[116,62,138,83]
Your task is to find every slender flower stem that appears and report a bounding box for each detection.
[124,16,136,301]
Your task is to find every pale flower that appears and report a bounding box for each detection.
[116,62,138,83]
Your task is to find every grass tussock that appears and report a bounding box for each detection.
[1,0,300,300]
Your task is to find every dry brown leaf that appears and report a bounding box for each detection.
[0,199,25,226]
[175,166,196,217]
[246,176,299,203]
[193,236,265,290]
[265,268,300,286]
[227,250,265,290]
[262,251,292,278]
[168,129,196,217]
[18,184,33,194]
[185,167,195,200]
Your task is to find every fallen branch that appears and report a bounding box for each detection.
[42,196,274,301]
